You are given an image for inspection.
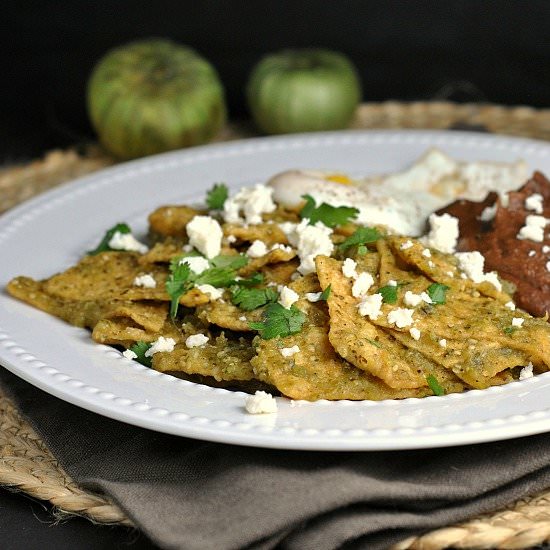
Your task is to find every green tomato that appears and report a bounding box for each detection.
[247,49,361,134]
[87,39,226,159]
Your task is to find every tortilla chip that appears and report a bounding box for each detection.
[105,301,167,333]
[148,205,203,238]
[223,223,289,246]
[260,259,300,286]
[153,333,256,382]
[196,300,263,331]
[239,247,296,277]
[315,255,428,389]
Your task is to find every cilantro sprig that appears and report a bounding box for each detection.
[88,223,131,255]
[426,374,445,396]
[166,262,192,318]
[128,341,153,368]
[249,303,306,339]
[231,286,278,311]
[206,183,228,210]
[339,226,382,251]
[299,195,359,228]
[427,283,450,305]
[167,253,251,318]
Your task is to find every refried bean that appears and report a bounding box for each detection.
[436,171,550,318]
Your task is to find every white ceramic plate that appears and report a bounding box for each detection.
[2,130,550,451]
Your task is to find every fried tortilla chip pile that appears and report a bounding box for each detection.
[8,188,550,401]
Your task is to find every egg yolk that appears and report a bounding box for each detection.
[326,173,352,185]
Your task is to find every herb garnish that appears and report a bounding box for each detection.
[378,285,399,304]
[88,223,131,255]
[299,195,359,228]
[128,341,153,368]
[249,303,306,339]
[427,283,450,305]
[366,338,382,348]
[339,226,382,251]
[230,286,278,311]
[426,374,445,396]
[504,326,517,335]
[319,284,332,301]
[166,262,192,318]
[235,272,264,287]
[206,183,229,210]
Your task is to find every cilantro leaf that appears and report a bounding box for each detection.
[320,284,332,301]
[194,267,239,288]
[249,303,306,339]
[166,262,192,318]
[427,283,450,305]
[206,183,228,210]
[209,254,249,270]
[299,195,359,228]
[230,286,278,311]
[378,285,398,304]
[88,223,131,255]
[357,245,368,256]
[235,272,264,287]
[504,326,517,335]
[339,226,382,251]
[129,341,152,368]
[426,374,445,396]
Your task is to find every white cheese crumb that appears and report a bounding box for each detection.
[500,193,510,208]
[185,334,209,348]
[357,293,383,320]
[278,285,299,309]
[409,327,421,340]
[245,390,278,414]
[285,219,334,275]
[182,243,194,252]
[226,235,237,244]
[239,315,247,321]
[108,231,148,254]
[400,240,414,250]
[122,349,137,360]
[387,280,398,287]
[342,258,358,279]
[422,213,459,254]
[479,203,498,222]
[186,215,223,258]
[403,291,432,307]
[455,251,502,291]
[544,245,550,253]
[511,317,524,328]
[439,339,447,348]
[505,301,516,311]
[180,255,210,275]
[422,248,432,258]
[223,184,276,225]
[517,215,549,243]
[145,336,176,357]
[280,345,300,358]
[546,261,550,273]
[352,272,374,298]
[306,291,322,302]
[387,308,415,328]
[525,193,544,214]
[246,239,268,258]
[519,363,534,380]
[133,273,156,288]
[528,250,537,257]
[196,284,224,300]
[290,271,301,281]
[428,260,435,268]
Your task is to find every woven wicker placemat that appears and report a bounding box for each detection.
[2,101,550,548]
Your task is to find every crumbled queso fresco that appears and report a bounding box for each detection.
[245,391,278,414]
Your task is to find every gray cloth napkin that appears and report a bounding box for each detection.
[2,366,550,550]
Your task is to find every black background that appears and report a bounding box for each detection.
[1,1,550,548]
[2,0,550,162]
